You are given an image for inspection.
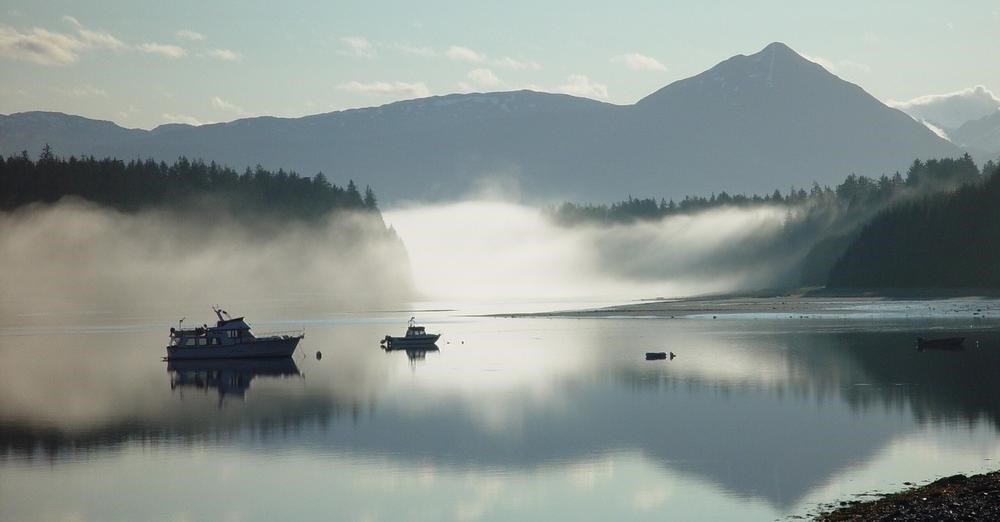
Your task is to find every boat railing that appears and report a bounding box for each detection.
[253,328,305,339]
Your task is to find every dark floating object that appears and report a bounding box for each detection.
[645,351,675,361]
[916,336,965,351]
[315,351,322,360]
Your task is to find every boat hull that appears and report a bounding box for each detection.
[383,334,440,348]
[166,336,301,360]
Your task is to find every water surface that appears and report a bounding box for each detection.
[2,302,1000,521]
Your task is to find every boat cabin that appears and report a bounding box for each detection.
[406,325,427,337]
[168,308,257,347]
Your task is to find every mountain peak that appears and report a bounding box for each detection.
[742,41,818,71]
[758,41,797,57]
[636,42,829,107]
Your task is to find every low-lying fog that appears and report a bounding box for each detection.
[386,199,806,303]
[0,199,412,323]
[0,197,824,321]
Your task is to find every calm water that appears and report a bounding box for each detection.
[3,302,1000,521]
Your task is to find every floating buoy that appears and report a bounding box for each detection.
[316,351,322,360]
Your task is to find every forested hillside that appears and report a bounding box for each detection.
[551,155,989,287]
[0,146,378,221]
[828,161,1000,288]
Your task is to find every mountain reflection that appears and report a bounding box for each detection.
[3,321,1000,511]
[168,358,302,401]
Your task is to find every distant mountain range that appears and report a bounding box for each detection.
[0,42,963,203]
[947,110,1000,160]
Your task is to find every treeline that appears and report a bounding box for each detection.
[828,161,1000,289]
[0,146,379,220]
[548,154,992,288]
[551,155,984,225]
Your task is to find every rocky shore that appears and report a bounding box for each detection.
[816,471,1000,521]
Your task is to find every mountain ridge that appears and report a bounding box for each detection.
[1,42,961,203]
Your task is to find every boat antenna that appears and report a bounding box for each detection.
[409,316,415,327]
[179,317,185,329]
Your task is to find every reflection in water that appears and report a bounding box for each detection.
[381,344,440,364]
[168,357,302,401]
[3,317,1000,519]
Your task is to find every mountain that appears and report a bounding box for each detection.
[948,110,1000,160]
[0,42,961,203]
[0,111,145,157]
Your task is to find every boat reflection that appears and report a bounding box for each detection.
[381,344,439,363]
[168,357,302,400]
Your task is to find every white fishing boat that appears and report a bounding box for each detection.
[165,307,303,360]
[381,317,440,348]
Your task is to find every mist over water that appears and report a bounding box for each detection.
[385,199,803,303]
[0,199,413,323]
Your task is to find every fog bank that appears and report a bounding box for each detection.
[385,200,803,303]
[0,199,413,323]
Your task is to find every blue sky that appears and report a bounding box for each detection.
[1,0,998,129]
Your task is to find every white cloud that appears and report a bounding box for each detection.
[553,74,609,100]
[799,53,836,72]
[211,96,249,116]
[77,28,126,50]
[138,42,186,58]
[161,113,207,126]
[888,85,1000,129]
[0,19,124,66]
[0,26,83,65]
[467,68,501,87]
[339,36,375,58]
[612,53,667,71]
[337,80,430,98]
[176,29,205,42]
[206,48,241,61]
[800,53,870,74]
[446,45,485,63]
[494,56,540,70]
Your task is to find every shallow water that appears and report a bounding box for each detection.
[2,302,1000,521]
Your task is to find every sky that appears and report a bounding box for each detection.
[1,0,999,130]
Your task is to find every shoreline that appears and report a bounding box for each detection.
[813,470,1000,520]
[496,289,1000,320]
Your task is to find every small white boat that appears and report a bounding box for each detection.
[381,317,440,348]
[165,307,303,360]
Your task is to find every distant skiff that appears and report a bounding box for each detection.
[165,307,303,360]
